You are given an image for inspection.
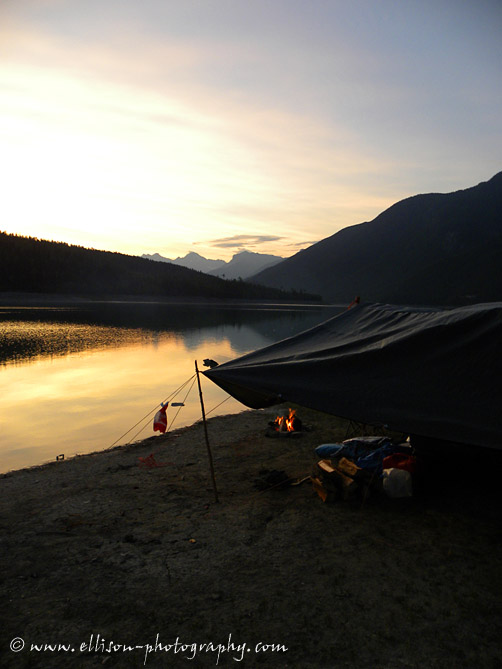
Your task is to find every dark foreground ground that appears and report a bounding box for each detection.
[1,406,501,668]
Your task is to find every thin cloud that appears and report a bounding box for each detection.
[208,234,283,249]
[288,240,319,247]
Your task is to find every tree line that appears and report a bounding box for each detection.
[0,232,320,302]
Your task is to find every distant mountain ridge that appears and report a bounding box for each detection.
[208,251,283,279]
[141,251,226,273]
[142,250,283,279]
[251,172,502,306]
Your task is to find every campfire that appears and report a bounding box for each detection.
[267,408,303,437]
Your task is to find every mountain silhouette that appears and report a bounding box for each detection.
[208,250,283,279]
[142,249,282,279]
[141,251,226,273]
[251,173,502,305]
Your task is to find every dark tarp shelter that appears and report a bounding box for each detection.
[203,302,502,450]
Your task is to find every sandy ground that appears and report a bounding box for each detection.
[1,405,501,669]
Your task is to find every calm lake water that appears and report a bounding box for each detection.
[0,300,341,473]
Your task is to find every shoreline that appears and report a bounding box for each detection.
[0,297,344,476]
[1,406,501,667]
[0,292,332,308]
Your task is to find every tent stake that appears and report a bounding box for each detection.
[195,360,219,504]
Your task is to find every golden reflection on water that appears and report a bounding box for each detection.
[0,319,175,364]
[0,334,249,473]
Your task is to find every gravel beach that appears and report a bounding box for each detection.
[1,405,501,668]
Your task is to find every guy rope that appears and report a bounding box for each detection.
[105,363,230,502]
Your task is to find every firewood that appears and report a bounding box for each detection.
[337,456,360,478]
[316,460,358,500]
[311,476,337,503]
[317,459,337,474]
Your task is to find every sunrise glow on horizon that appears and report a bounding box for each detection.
[1,1,500,262]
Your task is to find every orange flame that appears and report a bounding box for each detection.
[274,408,297,432]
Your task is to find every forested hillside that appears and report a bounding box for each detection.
[251,172,502,306]
[0,233,319,301]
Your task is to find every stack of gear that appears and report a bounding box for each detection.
[313,437,418,501]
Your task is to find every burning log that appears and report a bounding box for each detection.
[276,408,302,432]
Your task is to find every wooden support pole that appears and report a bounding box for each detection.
[195,360,219,504]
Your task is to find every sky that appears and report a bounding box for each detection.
[1,0,501,261]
